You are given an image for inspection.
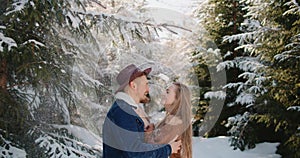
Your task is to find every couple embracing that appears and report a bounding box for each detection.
[103,64,192,158]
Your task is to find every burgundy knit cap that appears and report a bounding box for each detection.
[115,64,151,93]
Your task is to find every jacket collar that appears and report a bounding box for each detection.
[115,92,138,109]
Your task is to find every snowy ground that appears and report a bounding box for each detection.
[64,125,281,158]
[192,136,281,158]
[59,109,282,158]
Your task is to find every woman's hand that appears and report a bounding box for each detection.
[169,139,182,154]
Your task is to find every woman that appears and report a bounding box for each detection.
[145,82,192,158]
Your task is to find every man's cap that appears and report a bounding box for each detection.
[116,64,151,93]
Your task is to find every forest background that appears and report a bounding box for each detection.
[0,0,299,157]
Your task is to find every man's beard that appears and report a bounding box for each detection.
[140,93,151,104]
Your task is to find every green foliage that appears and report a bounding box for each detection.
[251,97,299,156]
[194,0,249,137]
[191,47,229,136]
[196,0,300,157]
[278,134,300,158]
[227,112,257,151]
[268,68,300,108]
[0,0,95,156]
[1,0,194,156]
[0,0,86,107]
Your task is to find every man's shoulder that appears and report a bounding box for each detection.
[108,99,135,116]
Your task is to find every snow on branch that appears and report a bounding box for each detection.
[204,90,226,100]
[238,72,256,80]
[3,0,191,45]
[0,31,17,51]
[32,126,101,157]
[226,111,251,150]
[274,50,299,62]
[287,106,300,112]
[223,32,257,45]
[236,93,255,106]
[248,85,261,94]
[72,66,103,88]
[234,44,258,55]
[223,25,280,49]
[275,34,300,62]
[284,0,300,16]
[216,60,235,71]
[236,57,265,72]
[0,132,27,157]
[225,112,250,129]
[68,3,192,42]
[4,0,29,15]
[217,56,264,73]
[223,82,244,89]
[225,83,240,94]
[240,0,270,20]
[22,39,45,48]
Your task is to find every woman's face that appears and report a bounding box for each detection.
[161,84,177,113]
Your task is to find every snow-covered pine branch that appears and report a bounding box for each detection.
[75,3,192,44]
[236,93,255,107]
[287,106,300,112]
[223,31,257,45]
[2,0,190,52]
[0,31,17,52]
[0,131,27,158]
[222,56,267,107]
[226,111,252,150]
[223,82,244,89]
[192,48,223,67]
[236,57,265,72]
[283,0,300,16]
[272,1,300,63]
[275,33,300,62]
[240,0,270,23]
[216,60,235,71]
[32,125,101,157]
[223,27,279,47]
[204,91,226,100]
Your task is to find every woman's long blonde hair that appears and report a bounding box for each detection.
[159,82,192,158]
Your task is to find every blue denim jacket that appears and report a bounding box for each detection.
[103,99,171,158]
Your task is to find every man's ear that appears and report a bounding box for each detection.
[129,81,136,89]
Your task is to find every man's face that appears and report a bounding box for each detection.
[133,75,150,103]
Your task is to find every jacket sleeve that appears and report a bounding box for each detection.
[106,103,172,158]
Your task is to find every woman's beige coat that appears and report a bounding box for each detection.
[145,115,184,158]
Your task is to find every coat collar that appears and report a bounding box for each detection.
[115,92,138,109]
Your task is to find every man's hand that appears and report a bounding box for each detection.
[144,123,155,132]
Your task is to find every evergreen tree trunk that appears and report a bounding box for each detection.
[0,59,7,90]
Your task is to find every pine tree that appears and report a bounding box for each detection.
[0,0,187,156]
[194,0,248,137]
[214,0,300,157]
[0,0,102,156]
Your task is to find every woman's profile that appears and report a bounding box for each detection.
[145,82,192,158]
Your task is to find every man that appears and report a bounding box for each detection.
[103,64,181,158]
